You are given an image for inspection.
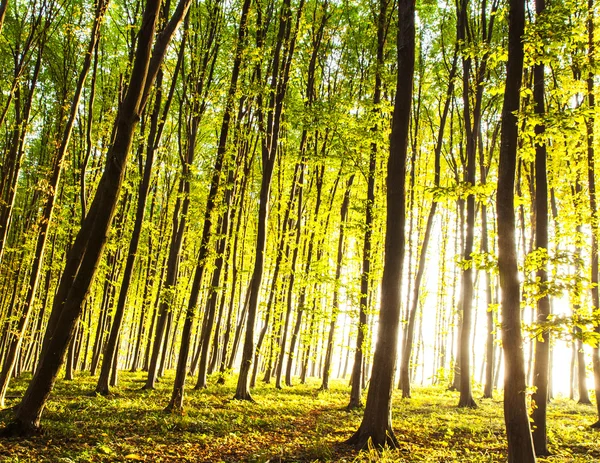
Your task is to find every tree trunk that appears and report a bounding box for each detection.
[345,0,413,449]
[286,166,323,387]
[584,0,600,429]
[251,162,302,388]
[496,0,536,459]
[1,0,191,435]
[97,28,183,396]
[234,0,304,400]
[321,175,353,391]
[530,0,550,453]
[348,0,385,409]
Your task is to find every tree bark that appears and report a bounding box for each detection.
[1,0,191,435]
[321,175,353,391]
[496,0,536,459]
[234,0,304,401]
[345,0,413,449]
[530,0,550,453]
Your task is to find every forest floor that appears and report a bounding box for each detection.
[0,371,598,462]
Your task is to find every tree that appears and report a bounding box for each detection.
[234,0,304,401]
[0,0,109,407]
[95,9,184,396]
[345,0,413,449]
[0,0,191,435]
[530,0,551,455]
[496,0,536,459]
[586,0,600,430]
[321,174,354,391]
[348,0,387,410]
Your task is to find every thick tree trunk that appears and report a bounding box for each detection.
[0,0,107,400]
[496,0,536,460]
[345,0,412,449]
[1,0,191,436]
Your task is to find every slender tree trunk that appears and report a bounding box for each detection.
[251,162,302,388]
[130,187,159,371]
[399,43,456,397]
[584,0,600,429]
[348,0,386,409]
[234,0,304,400]
[530,0,550,453]
[482,202,495,399]
[143,165,189,388]
[0,21,46,267]
[166,0,247,410]
[321,175,353,391]
[97,27,183,396]
[286,166,323,387]
[0,0,8,35]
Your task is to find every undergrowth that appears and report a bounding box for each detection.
[0,371,597,462]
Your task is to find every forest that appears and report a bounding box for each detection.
[0,0,599,460]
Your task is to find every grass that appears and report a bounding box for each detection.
[0,371,598,462]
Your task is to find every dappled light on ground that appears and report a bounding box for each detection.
[0,372,598,462]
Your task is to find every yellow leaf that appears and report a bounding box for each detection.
[98,445,112,455]
[125,454,144,461]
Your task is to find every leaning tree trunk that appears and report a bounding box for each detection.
[0,0,108,405]
[1,0,191,436]
[162,0,225,410]
[496,0,536,460]
[345,0,413,449]
[96,38,182,395]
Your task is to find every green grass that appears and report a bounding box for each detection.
[0,372,598,462]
